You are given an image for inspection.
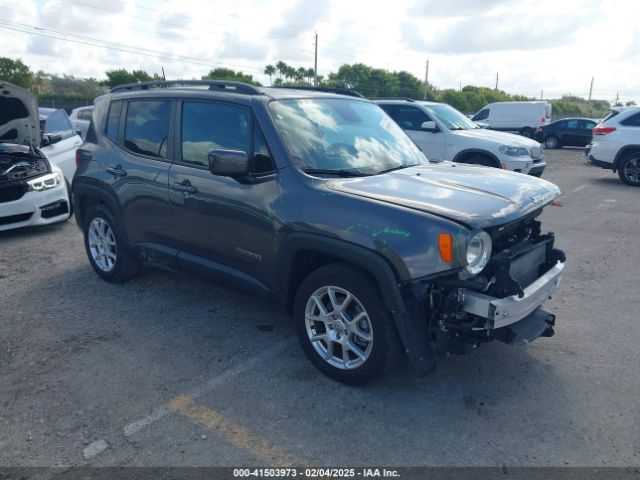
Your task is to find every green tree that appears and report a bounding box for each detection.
[202,67,261,86]
[275,61,289,81]
[264,65,276,85]
[0,57,33,88]
[102,69,160,88]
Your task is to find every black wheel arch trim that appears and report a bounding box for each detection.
[72,181,127,241]
[453,149,502,168]
[614,145,640,172]
[275,232,436,372]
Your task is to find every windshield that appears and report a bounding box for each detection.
[423,104,479,130]
[269,98,427,175]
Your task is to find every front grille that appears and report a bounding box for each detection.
[0,212,33,226]
[488,208,543,254]
[0,183,28,203]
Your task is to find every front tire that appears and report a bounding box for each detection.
[293,263,401,385]
[618,154,640,186]
[544,136,560,149]
[83,205,140,282]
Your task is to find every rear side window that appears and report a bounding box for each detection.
[621,112,640,127]
[124,100,171,158]
[181,101,249,167]
[105,101,123,140]
[383,105,430,131]
[44,110,74,139]
[601,110,620,123]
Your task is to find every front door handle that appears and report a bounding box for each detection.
[171,181,198,194]
[107,165,127,177]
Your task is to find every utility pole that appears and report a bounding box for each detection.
[540,89,543,100]
[588,76,594,101]
[495,72,499,90]
[313,32,318,86]
[423,59,429,100]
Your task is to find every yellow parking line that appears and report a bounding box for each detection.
[169,394,307,467]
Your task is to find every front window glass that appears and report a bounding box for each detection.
[423,104,479,130]
[269,99,427,175]
[181,101,249,167]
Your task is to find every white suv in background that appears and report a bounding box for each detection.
[589,107,640,186]
[377,99,546,176]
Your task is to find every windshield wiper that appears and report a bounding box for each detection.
[376,164,420,175]
[302,168,370,177]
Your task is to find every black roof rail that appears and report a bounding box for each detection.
[111,80,263,95]
[370,97,416,102]
[272,86,364,98]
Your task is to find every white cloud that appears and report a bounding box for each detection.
[0,0,637,100]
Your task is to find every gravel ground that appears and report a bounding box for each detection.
[1,148,639,468]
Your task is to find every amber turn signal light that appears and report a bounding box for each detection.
[438,233,453,262]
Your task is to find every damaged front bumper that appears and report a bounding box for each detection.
[461,260,564,329]
[425,232,566,356]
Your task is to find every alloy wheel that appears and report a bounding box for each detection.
[623,157,640,184]
[88,217,117,272]
[304,286,374,370]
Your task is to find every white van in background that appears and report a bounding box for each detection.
[472,101,552,138]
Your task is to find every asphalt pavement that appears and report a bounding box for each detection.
[1,148,638,468]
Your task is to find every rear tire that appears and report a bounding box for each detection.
[544,136,560,149]
[83,205,140,282]
[293,263,401,385]
[618,153,640,186]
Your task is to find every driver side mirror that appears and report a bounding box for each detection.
[208,149,249,176]
[41,134,63,147]
[421,121,438,132]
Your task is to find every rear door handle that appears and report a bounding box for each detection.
[107,165,127,177]
[171,181,198,194]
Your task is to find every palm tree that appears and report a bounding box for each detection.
[306,67,315,85]
[275,61,288,81]
[264,65,276,86]
[296,67,306,85]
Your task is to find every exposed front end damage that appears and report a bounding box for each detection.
[418,208,565,357]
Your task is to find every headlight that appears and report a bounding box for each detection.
[498,145,530,157]
[465,230,492,275]
[28,171,63,192]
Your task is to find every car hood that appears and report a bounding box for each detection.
[450,128,541,148]
[326,163,561,229]
[0,82,40,148]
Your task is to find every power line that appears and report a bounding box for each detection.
[0,19,263,73]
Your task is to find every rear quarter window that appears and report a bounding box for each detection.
[105,101,123,140]
[621,112,640,127]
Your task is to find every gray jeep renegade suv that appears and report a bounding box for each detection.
[73,80,566,384]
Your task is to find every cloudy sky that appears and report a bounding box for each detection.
[0,0,638,101]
